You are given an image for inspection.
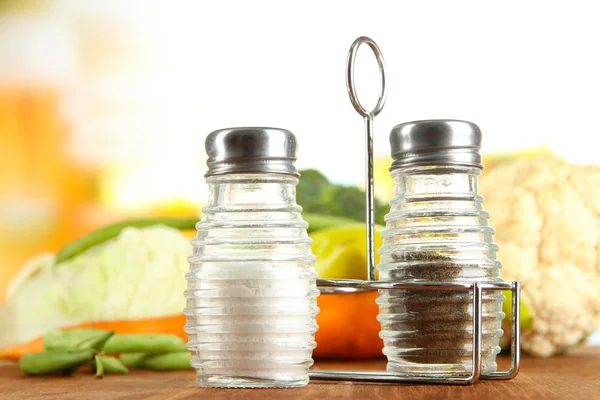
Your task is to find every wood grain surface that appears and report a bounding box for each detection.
[1,348,599,400]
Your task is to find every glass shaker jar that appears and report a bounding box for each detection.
[185,127,319,388]
[376,120,505,376]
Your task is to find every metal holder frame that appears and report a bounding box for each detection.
[310,280,520,385]
[309,37,521,385]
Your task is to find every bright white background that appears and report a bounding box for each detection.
[5,0,599,186]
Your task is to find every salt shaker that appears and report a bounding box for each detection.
[376,120,506,376]
[185,127,319,388]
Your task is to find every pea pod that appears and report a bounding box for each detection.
[120,351,193,371]
[19,350,93,376]
[44,329,115,351]
[55,217,198,264]
[103,334,186,354]
[44,329,101,349]
[77,331,115,351]
[93,355,128,377]
[94,355,104,379]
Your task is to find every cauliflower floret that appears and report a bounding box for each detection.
[480,154,600,356]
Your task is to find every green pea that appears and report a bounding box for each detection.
[120,351,193,371]
[19,350,93,376]
[55,218,198,264]
[93,355,128,378]
[103,334,187,354]
[44,329,115,351]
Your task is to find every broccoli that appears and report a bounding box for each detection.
[297,169,388,225]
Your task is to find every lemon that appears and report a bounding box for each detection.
[502,290,534,331]
[371,157,395,204]
[310,224,383,280]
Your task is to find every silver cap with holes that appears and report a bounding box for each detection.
[389,119,483,170]
[205,127,299,177]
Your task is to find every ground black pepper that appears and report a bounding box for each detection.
[381,251,500,370]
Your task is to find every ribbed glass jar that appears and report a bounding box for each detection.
[185,173,319,388]
[376,165,505,376]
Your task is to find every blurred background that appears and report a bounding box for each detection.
[1,0,599,355]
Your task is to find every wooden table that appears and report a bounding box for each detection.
[1,348,599,399]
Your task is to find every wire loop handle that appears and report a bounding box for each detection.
[346,36,387,117]
[346,36,387,281]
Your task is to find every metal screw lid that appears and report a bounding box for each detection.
[205,127,299,177]
[389,119,483,170]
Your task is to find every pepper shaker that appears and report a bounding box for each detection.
[376,120,506,376]
[185,127,320,388]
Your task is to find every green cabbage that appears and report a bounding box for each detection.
[6,226,191,345]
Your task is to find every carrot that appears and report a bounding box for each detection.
[0,337,45,361]
[314,291,384,359]
[0,315,187,361]
[2,295,385,362]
